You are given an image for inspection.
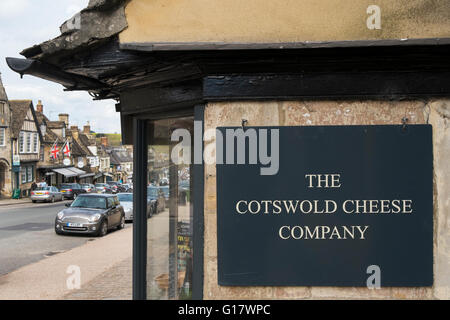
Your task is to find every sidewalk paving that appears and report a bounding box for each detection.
[0,198,32,206]
[64,256,132,300]
[0,224,132,300]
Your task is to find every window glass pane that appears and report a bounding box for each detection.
[26,132,31,153]
[27,166,32,182]
[33,133,38,153]
[19,132,24,153]
[107,197,114,208]
[21,168,26,184]
[0,128,5,146]
[147,117,194,300]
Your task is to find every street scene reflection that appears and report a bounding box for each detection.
[147,118,193,300]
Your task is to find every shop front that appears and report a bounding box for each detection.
[6,0,450,300]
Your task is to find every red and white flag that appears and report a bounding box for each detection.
[62,140,71,157]
[50,139,60,160]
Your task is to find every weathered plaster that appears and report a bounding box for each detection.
[428,100,450,300]
[120,0,450,45]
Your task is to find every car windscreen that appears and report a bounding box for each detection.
[60,184,73,189]
[159,187,169,195]
[71,196,107,209]
[118,194,133,202]
[147,188,158,197]
[35,187,51,191]
[95,184,106,187]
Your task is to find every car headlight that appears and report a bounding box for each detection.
[89,213,102,222]
[57,212,64,220]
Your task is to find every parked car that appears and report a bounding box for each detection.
[95,183,112,194]
[147,186,166,215]
[158,186,169,201]
[55,194,125,237]
[31,186,63,203]
[59,183,87,200]
[107,181,120,194]
[119,183,132,192]
[81,183,96,193]
[117,193,133,221]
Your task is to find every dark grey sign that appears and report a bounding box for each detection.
[217,125,433,287]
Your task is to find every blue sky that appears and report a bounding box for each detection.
[0,0,121,133]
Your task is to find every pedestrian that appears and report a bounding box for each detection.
[38,178,47,188]
[31,181,37,191]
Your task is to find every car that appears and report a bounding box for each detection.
[55,194,125,237]
[81,183,96,193]
[147,186,166,215]
[95,183,112,194]
[117,193,133,222]
[158,186,169,201]
[31,186,63,203]
[159,178,169,186]
[107,181,121,194]
[59,183,87,200]
[120,184,132,192]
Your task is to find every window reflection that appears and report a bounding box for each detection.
[147,118,193,300]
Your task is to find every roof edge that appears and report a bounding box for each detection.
[120,37,450,52]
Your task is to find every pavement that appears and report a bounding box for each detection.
[0,222,133,300]
[0,199,187,300]
[0,197,33,206]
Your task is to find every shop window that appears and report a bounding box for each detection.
[21,168,27,184]
[147,117,194,300]
[27,166,33,182]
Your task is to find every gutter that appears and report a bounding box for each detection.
[5,57,108,92]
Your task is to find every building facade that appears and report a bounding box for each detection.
[0,75,13,198]
[6,0,450,300]
[9,100,41,197]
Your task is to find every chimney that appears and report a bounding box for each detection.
[58,113,69,127]
[71,126,79,140]
[101,136,108,147]
[83,121,91,134]
[36,100,43,113]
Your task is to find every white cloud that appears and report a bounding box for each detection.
[66,4,82,17]
[0,0,121,134]
[0,0,30,18]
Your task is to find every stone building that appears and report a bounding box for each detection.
[6,0,450,300]
[35,103,91,185]
[9,100,42,197]
[0,74,13,198]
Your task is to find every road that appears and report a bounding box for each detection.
[0,201,129,276]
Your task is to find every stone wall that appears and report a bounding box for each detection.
[203,99,449,299]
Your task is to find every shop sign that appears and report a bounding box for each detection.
[217,125,433,287]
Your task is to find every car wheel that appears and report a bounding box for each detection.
[117,216,125,230]
[51,196,55,203]
[98,220,108,237]
[73,193,77,199]
[32,200,36,203]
